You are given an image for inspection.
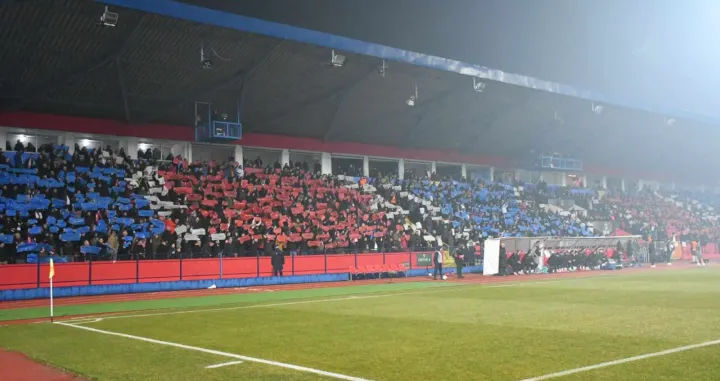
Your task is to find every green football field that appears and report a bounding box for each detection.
[1,268,719,381]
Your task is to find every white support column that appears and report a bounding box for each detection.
[581,175,587,188]
[362,156,369,177]
[560,172,567,186]
[126,137,138,160]
[63,133,76,154]
[671,182,676,191]
[638,179,644,192]
[186,142,193,163]
[489,167,495,182]
[321,152,332,175]
[234,145,243,165]
[621,178,626,192]
[170,143,183,157]
[460,164,467,179]
[0,127,7,152]
[430,161,437,174]
[602,176,608,190]
[280,149,290,167]
[398,159,405,180]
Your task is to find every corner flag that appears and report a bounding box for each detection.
[49,258,55,279]
[49,258,55,322]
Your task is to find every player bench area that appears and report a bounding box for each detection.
[348,263,408,280]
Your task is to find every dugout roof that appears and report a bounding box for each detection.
[0,0,718,177]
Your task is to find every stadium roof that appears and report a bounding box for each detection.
[0,0,718,177]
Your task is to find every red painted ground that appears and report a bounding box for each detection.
[0,350,87,381]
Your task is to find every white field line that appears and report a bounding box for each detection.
[205,360,244,369]
[55,322,375,381]
[65,277,583,324]
[518,339,720,381]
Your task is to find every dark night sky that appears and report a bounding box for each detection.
[182,0,720,118]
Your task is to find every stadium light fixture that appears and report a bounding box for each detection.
[100,6,119,27]
[200,42,212,69]
[592,103,603,114]
[406,84,418,107]
[473,77,486,92]
[331,50,346,67]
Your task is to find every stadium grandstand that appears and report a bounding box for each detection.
[0,0,718,286]
[2,1,720,381]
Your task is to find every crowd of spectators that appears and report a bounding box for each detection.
[1,137,720,266]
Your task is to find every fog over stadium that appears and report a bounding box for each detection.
[0,1,719,381]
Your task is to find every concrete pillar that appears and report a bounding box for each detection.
[430,161,437,174]
[581,175,588,188]
[489,167,495,182]
[362,156,370,177]
[560,172,567,186]
[234,145,243,165]
[186,142,193,163]
[671,182,676,191]
[280,149,290,167]
[461,164,467,179]
[63,133,76,154]
[0,127,7,152]
[321,152,332,175]
[602,176,608,189]
[171,143,183,157]
[638,179,644,191]
[398,158,405,180]
[621,178,626,192]
[127,137,138,160]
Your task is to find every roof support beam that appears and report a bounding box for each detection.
[136,40,285,125]
[254,66,378,129]
[136,70,246,124]
[115,60,131,123]
[472,94,534,150]
[321,93,348,142]
[0,14,145,114]
[0,58,115,113]
[321,68,379,142]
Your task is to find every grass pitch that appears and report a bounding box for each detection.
[1,268,719,381]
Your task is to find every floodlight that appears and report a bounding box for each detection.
[331,50,346,67]
[406,84,418,107]
[100,6,118,27]
[200,42,212,69]
[473,77,486,92]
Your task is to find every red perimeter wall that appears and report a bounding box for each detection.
[0,253,422,290]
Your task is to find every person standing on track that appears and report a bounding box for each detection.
[433,248,444,280]
[454,246,465,279]
[271,248,285,276]
[696,242,706,267]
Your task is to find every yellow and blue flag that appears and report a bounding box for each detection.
[49,258,55,280]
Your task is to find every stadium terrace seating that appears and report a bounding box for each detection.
[381,178,596,249]
[600,189,720,243]
[0,142,412,265]
[1,137,720,269]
